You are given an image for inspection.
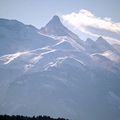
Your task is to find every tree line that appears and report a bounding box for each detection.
[0,115,69,120]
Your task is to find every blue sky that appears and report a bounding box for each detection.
[0,0,120,41]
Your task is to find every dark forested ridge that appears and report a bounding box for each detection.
[0,115,68,120]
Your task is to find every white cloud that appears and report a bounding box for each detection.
[62,9,120,41]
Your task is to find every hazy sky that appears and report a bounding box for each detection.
[0,0,120,28]
[0,0,120,41]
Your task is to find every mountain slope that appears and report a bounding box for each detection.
[84,37,119,54]
[40,15,79,40]
[0,18,58,56]
[40,16,84,50]
[0,17,120,120]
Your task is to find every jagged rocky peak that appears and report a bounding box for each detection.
[40,15,63,33]
[48,15,62,25]
[40,15,79,40]
[84,38,95,48]
[96,36,108,44]
[86,38,94,44]
[95,36,115,52]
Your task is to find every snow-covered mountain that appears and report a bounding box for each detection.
[40,15,84,50]
[0,16,120,120]
[0,18,58,56]
[84,37,119,54]
[40,15,79,39]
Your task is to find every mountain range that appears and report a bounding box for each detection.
[0,15,120,120]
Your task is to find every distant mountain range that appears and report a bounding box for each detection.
[0,16,120,120]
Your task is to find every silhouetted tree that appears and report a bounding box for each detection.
[0,115,68,120]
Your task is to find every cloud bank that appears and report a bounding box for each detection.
[62,9,120,42]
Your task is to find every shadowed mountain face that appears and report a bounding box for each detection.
[0,16,120,120]
[40,15,80,40]
[84,37,118,54]
[0,18,58,56]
